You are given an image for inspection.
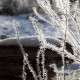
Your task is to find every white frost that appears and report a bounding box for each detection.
[0,36,61,47]
[59,62,80,70]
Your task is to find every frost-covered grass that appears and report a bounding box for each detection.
[29,0,80,80]
[0,0,80,80]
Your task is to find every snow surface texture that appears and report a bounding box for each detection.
[0,13,80,41]
[0,14,63,38]
[0,36,61,47]
[58,62,80,71]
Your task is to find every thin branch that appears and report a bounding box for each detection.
[13,20,38,80]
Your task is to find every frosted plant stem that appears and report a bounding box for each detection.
[74,0,79,19]
[13,20,27,80]
[37,46,46,80]
[74,18,80,35]
[56,72,59,80]
[41,46,46,80]
[30,17,48,80]
[69,0,80,37]
[59,0,65,14]
[13,20,38,80]
[62,0,68,80]
[69,10,80,35]
[36,49,42,80]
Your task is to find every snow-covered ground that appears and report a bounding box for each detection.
[0,36,61,47]
[0,13,80,39]
[0,14,65,38]
[59,62,80,70]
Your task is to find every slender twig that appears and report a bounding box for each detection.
[13,20,38,80]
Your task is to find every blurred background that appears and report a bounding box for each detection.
[0,0,41,15]
[0,0,79,15]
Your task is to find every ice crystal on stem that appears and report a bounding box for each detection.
[13,20,38,80]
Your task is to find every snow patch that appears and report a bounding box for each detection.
[0,36,61,47]
[59,61,80,70]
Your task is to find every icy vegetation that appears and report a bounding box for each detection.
[29,0,80,80]
[0,0,80,80]
[14,0,80,80]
